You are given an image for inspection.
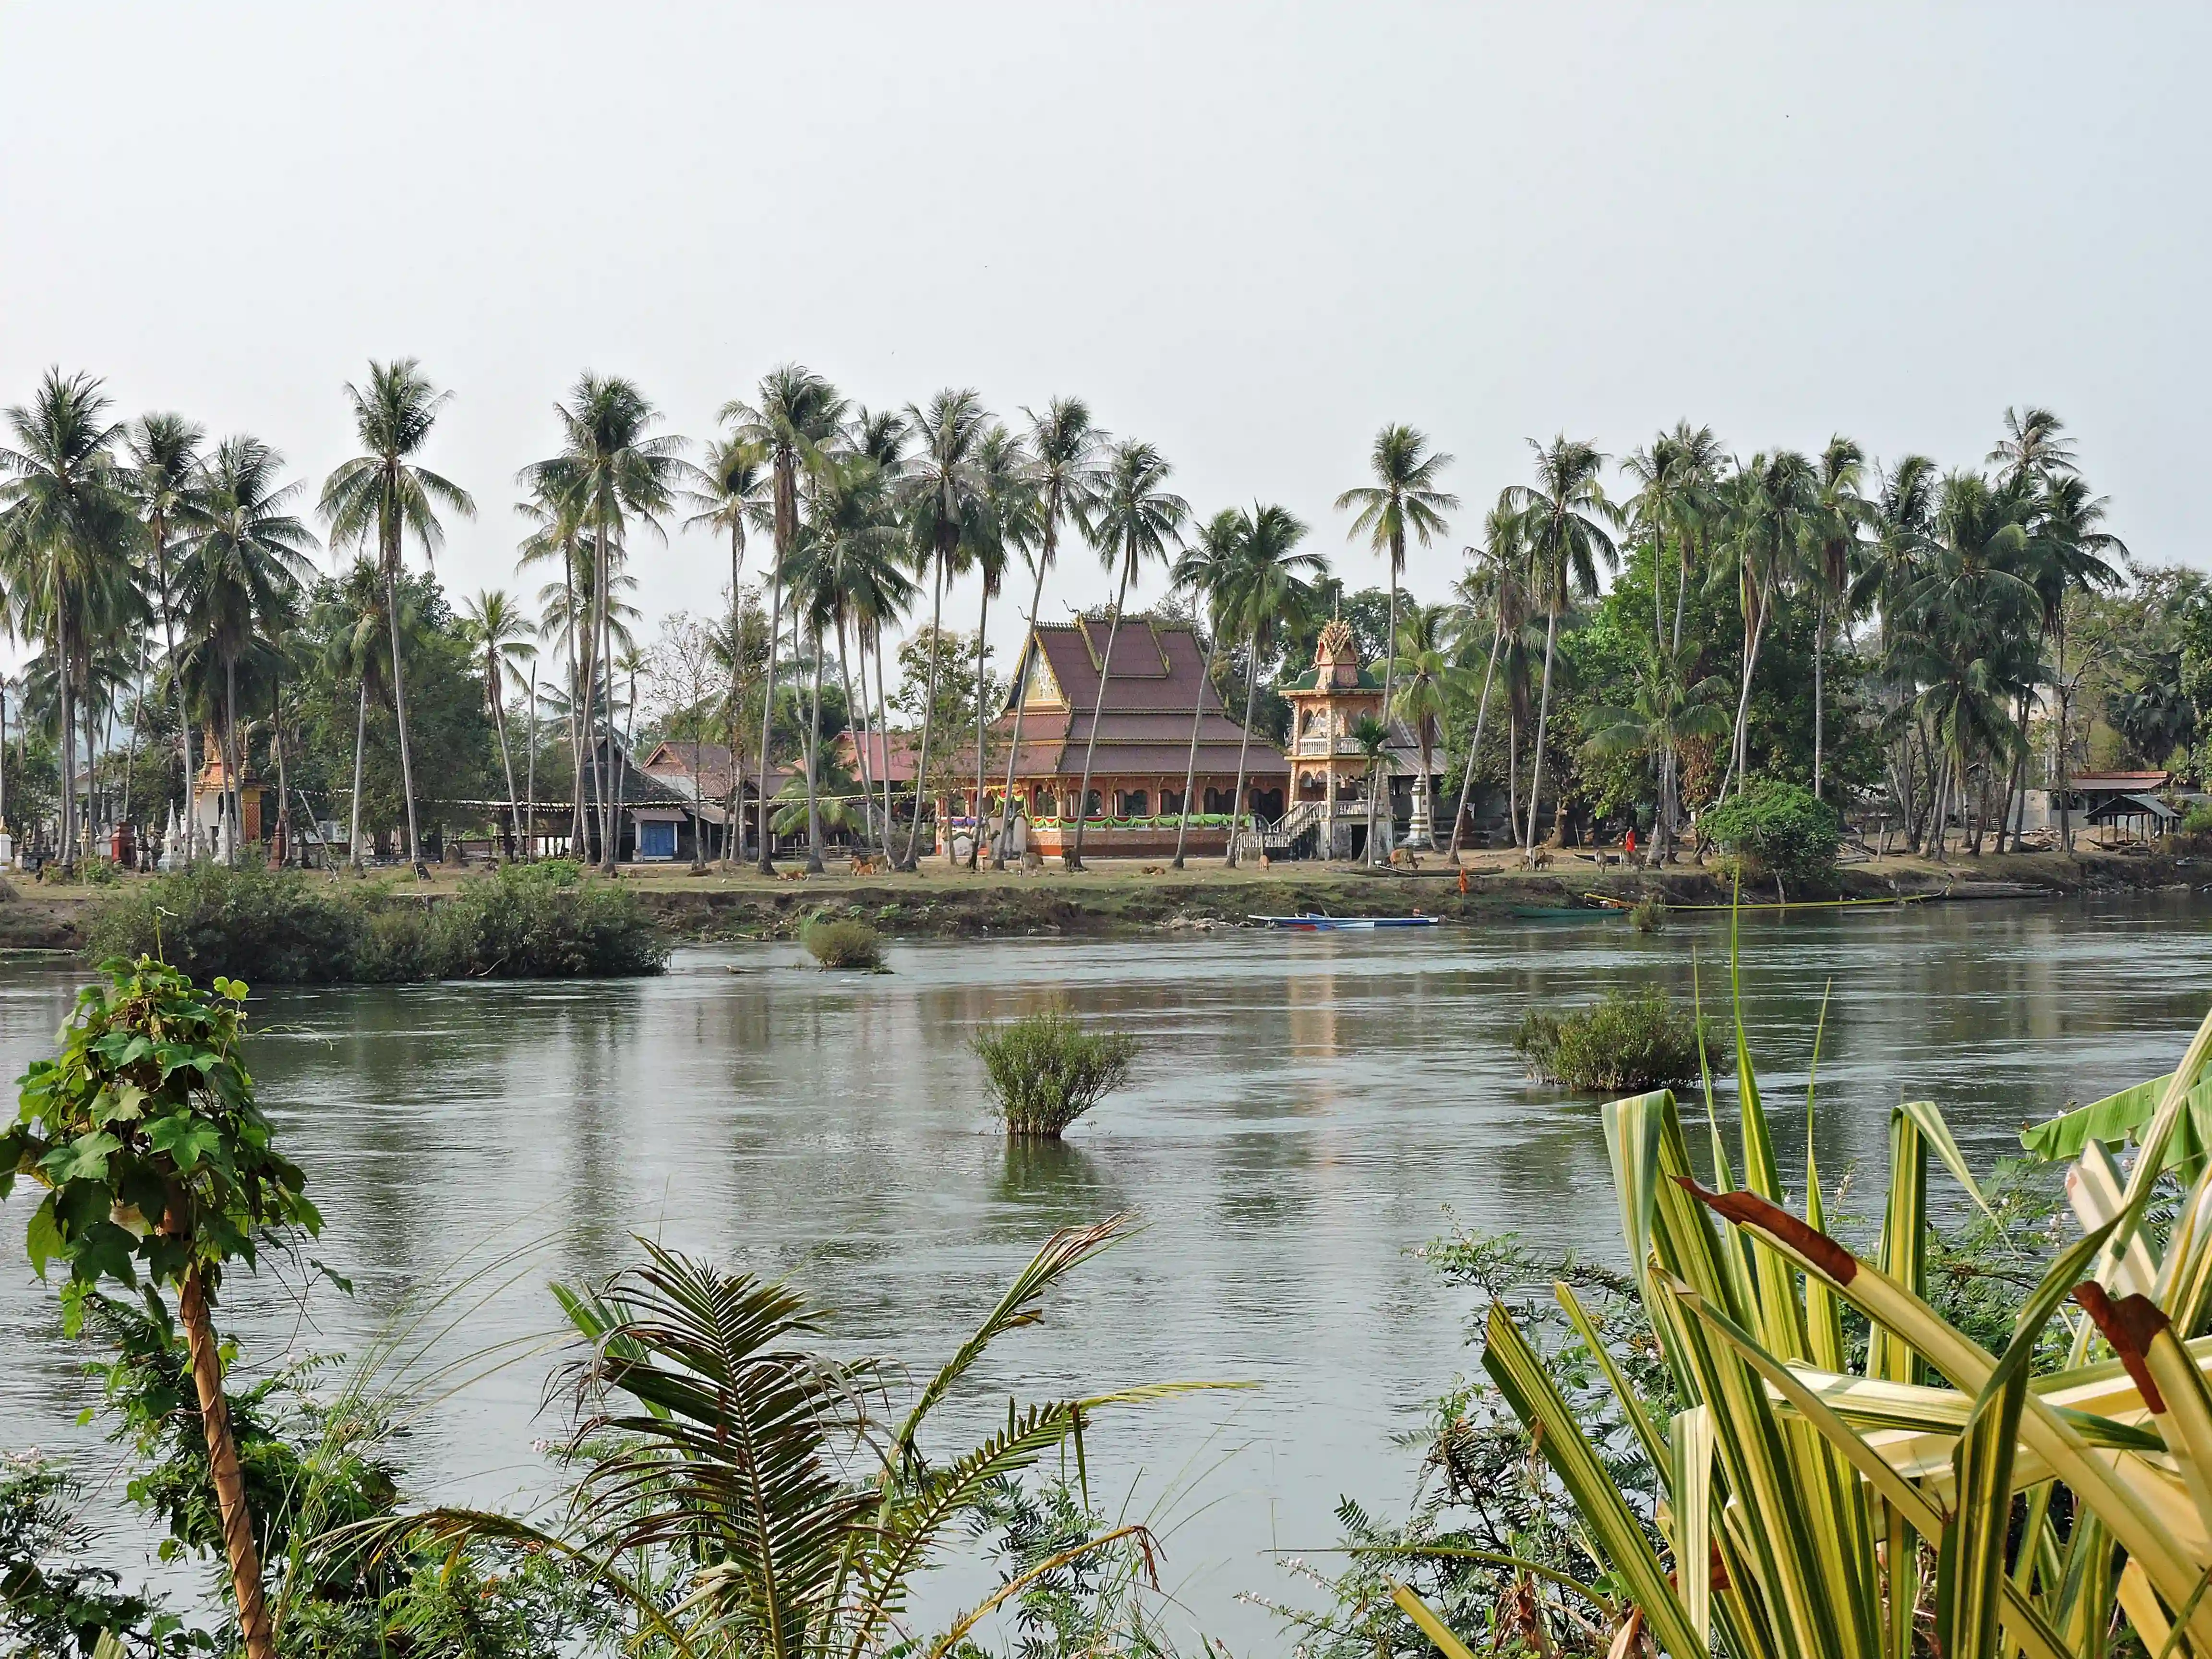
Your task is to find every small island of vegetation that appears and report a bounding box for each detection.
[85,859,668,985]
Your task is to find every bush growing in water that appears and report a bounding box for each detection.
[801,917,885,970]
[429,861,670,979]
[1512,987,1717,1092]
[1698,778,1842,893]
[973,1010,1139,1137]
[85,859,668,984]
[86,858,370,985]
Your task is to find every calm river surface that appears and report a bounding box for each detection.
[4,895,2210,1647]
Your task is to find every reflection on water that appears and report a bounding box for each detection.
[2,894,2209,1645]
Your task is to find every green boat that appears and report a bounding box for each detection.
[1509,904,1618,921]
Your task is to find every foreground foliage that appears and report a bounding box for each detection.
[368,1217,1189,1659]
[0,958,321,1659]
[86,861,668,984]
[973,1011,1140,1137]
[1401,974,2212,1659]
[1512,987,1714,1093]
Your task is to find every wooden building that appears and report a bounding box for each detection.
[983,617,1288,857]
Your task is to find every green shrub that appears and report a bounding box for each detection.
[2182,804,2212,836]
[801,917,885,971]
[973,1010,1139,1137]
[353,897,435,984]
[1628,895,1665,933]
[1512,987,1718,1093]
[82,858,668,984]
[1697,779,1842,893]
[429,861,669,979]
[85,859,367,985]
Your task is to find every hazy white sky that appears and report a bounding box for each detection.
[5,3,2205,681]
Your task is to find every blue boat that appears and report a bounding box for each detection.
[1248,913,1440,931]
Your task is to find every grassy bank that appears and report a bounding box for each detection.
[85,860,670,984]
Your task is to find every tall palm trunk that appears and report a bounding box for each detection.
[491,673,522,859]
[1446,619,1503,863]
[524,660,538,861]
[839,617,878,853]
[1171,628,1224,869]
[155,534,198,863]
[1066,561,1132,872]
[804,620,826,873]
[900,556,950,870]
[271,661,292,867]
[224,656,241,867]
[177,1262,275,1659]
[1374,556,1401,865]
[1721,610,1766,802]
[875,629,896,854]
[2056,615,2076,854]
[1522,608,1562,858]
[348,681,368,869]
[596,514,618,871]
[1223,625,1262,868]
[1812,595,1826,800]
[723,523,745,870]
[754,552,787,874]
[966,584,992,870]
[384,566,423,871]
[56,604,75,872]
[993,543,1053,868]
[121,633,147,837]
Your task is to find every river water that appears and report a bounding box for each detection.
[3,895,2209,1648]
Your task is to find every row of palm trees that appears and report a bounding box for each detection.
[2,353,2122,876]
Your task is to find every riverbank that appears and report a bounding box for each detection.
[11,843,2199,956]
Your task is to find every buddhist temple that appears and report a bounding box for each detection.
[1280,617,1438,859]
[983,617,1288,858]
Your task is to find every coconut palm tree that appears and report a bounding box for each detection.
[524,375,685,870]
[1385,601,1456,849]
[319,361,474,875]
[180,438,317,864]
[2026,471,2125,852]
[1347,712,1395,864]
[896,389,996,870]
[993,398,1105,867]
[1714,449,1815,802]
[1579,652,1735,811]
[124,414,209,860]
[1807,436,1868,801]
[1168,509,1246,869]
[728,368,845,872]
[323,560,391,867]
[1503,437,1617,859]
[964,423,1035,868]
[1067,440,1188,871]
[0,369,136,870]
[1988,405,2079,488]
[786,455,905,871]
[683,432,771,866]
[1618,422,1724,858]
[1443,505,1528,863]
[1335,425,1456,862]
[459,589,536,855]
[1221,505,1324,867]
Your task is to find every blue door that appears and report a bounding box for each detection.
[639,820,676,860]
